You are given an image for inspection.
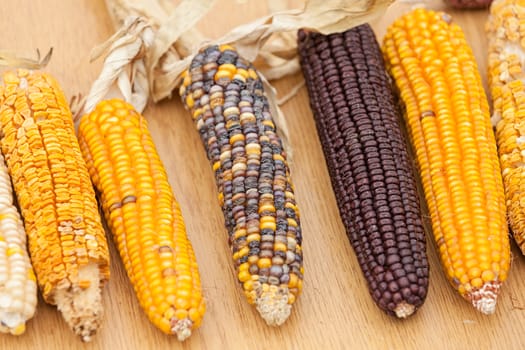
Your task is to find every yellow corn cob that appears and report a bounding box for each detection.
[487,0,525,254]
[0,150,37,335]
[0,69,110,341]
[382,9,510,314]
[77,99,205,341]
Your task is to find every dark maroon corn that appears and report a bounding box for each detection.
[297,24,429,318]
[179,45,303,326]
[444,0,493,9]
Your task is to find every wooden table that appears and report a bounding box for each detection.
[1,1,524,349]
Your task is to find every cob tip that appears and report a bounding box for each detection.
[171,317,193,342]
[468,280,501,315]
[54,263,104,342]
[255,285,291,326]
[0,312,27,335]
[394,302,416,319]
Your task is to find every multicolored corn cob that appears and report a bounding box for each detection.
[77,98,205,341]
[297,24,429,318]
[0,69,110,340]
[179,45,304,326]
[487,0,525,254]
[382,8,510,314]
[0,151,37,335]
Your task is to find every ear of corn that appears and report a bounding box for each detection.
[297,24,429,318]
[179,45,304,326]
[0,148,37,335]
[0,69,110,340]
[487,0,525,254]
[382,9,510,314]
[77,98,205,341]
[444,0,494,9]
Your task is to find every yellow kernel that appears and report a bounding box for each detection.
[471,277,484,289]
[297,278,303,292]
[287,218,298,227]
[234,229,247,239]
[245,143,260,154]
[78,280,91,289]
[164,307,176,320]
[247,234,260,243]
[238,270,251,283]
[245,290,256,304]
[188,308,201,322]
[274,242,287,252]
[220,63,237,75]
[467,267,481,280]
[175,309,188,320]
[237,68,249,79]
[6,247,22,256]
[237,246,249,258]
[248,255,259,265]
[239,262,250,272]
[257,258,272,269]
[10,323,25,336]
[219,44,235,52]
[260,221,276,231]
[248,69,258,80]
[215,69,233,81]
[243,279,254,291]
[288,274,298,288]
[260,216,275,224]
[185,94,194,109]
[258,205,275,214]
[230,133,245,144]
[481,270,495,282]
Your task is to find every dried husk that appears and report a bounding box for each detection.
[0,48,53,70]
[86,0,393,107]
[83,0,393,154]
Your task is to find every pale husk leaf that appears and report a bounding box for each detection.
[97,0,393,103]
[84,0,392,156]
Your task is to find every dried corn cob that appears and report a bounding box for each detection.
[77,99,205,341]
[444,0,493,9]
[383,8,510,314]
[179,45,303,326]
[0,150,37,335]
[297,24,429,318]
[487,0,525,254]
[0,69,110,340]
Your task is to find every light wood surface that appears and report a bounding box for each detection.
[1,1,524,349]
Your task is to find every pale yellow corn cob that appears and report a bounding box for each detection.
[0,151,37,335]
[487,0,525,254]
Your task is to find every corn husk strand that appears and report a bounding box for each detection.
[87,0,393,106]
[83,0,393,168]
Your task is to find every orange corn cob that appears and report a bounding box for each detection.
[0,69,110,340]
[382,9,510,314]
[77,99,205,341]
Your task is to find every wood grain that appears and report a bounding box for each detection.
[1,1,524,349]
